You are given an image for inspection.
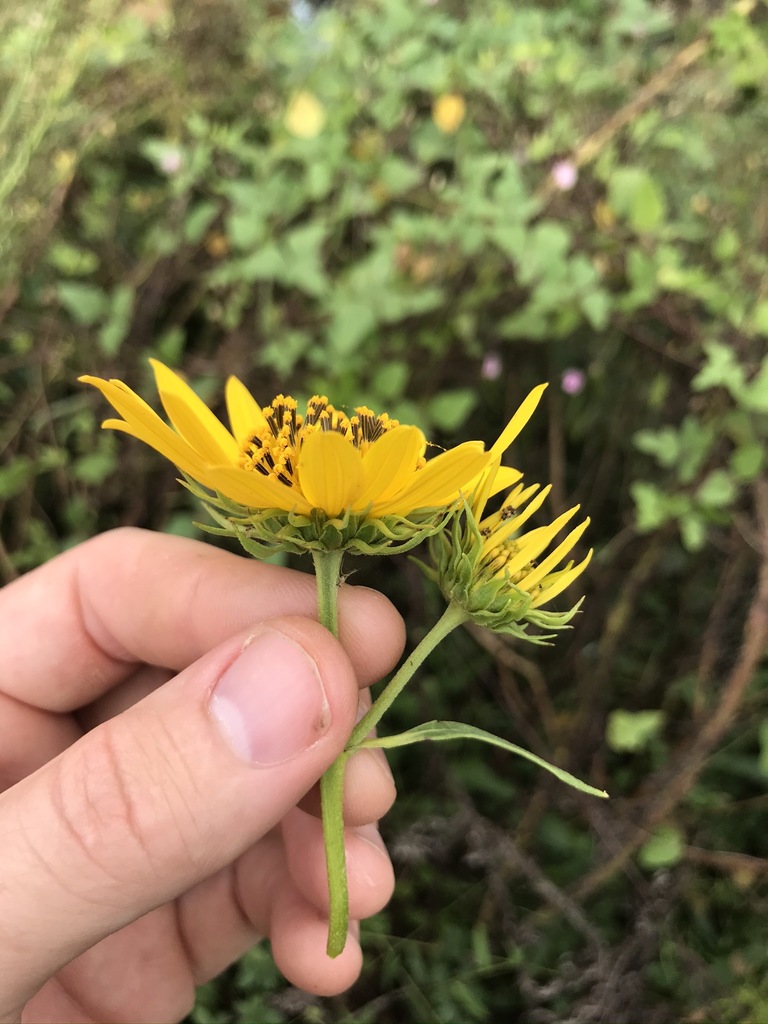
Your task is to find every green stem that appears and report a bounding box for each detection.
[312,548,343,638]
[311,548,348,958]
[348,601,469,749]
[319,753,350,957]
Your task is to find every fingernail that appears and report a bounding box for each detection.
[210,629,331,766]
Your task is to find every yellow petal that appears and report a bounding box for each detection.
[149,359,240,464]
[357,426,426,507]
[80,376,214,483]
[486,465,524,498]
[297,430,365,514]
[510,482,542,507]
[520,517,591,591]
[204,465,312,514]
[376,442,490,516]
[479,481,541,534]
[469,460,499,518]
[489,383,548,461]
[225,375,267,443]
[101,418,218,488]
[530,549,593,608]
[501,506,581,577]
[483,484,552,550]
[465,463,524,518]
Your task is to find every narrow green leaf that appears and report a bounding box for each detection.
[361,720,608,798]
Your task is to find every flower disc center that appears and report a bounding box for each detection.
[238,394,402,485]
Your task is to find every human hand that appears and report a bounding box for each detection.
[0,528,405,1023]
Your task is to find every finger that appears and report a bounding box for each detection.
[76,665,174,730]
[20,908,192,1024]
[175,811,393,990]
[282,808,395,919]
[0,666,174,795]
[175,835,279,985]
[0,527,406,711]
[0,617,359,1018]
[300,746,396,826]
[269,888,364,996]
[0,691,80,793]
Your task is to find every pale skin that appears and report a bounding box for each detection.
[0,528,405,1024]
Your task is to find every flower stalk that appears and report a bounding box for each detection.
[349,600,469,747]
[312,548,343,638]
[318,593,469,958]
[312,549,351,958]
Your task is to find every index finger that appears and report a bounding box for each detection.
[0,527,405,712]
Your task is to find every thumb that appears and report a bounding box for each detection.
[0,618,358,1015]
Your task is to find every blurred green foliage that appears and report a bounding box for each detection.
[2,0,768,1021]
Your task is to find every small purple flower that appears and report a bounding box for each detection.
[551,160,578,191]
[481,352,503,381]
[561,368,586,395]
[159,148,183,175]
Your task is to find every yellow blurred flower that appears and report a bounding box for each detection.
[53,150,76,175]
[432,93,466,134]
[285,90,327,139]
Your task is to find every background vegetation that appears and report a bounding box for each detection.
[2,0,768,1020]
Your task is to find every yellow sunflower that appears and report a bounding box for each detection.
[79,361,547,555]
[425,459,592,640]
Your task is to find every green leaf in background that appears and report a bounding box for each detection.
[47,239,99,276]
[608,166,666,233]
[362,720,608,798]
[753,300,768,336]
[633,426,681,467]
[606,709,664,753]
[327,299,377,356]
[516,221,570,285]
[629,174,666,232]
[0,456,36,499]
[638,825,684,869]
[153,326,186,366]
[692,340,745,395]
[758,721,768,777]
[740,357,768,413]
[98,283,135,356]
[680,513,707,552]
[184,201,220,244]
[72,449,117,484]
[57,281,108,325]
[696,469,737,509]
[731,442,765,482]
[372,360,409,402]
[630,481,669,531]
[428,389,478,432]
[712,226,740,263]
[581,289,611,330]
[0,448,66,499]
